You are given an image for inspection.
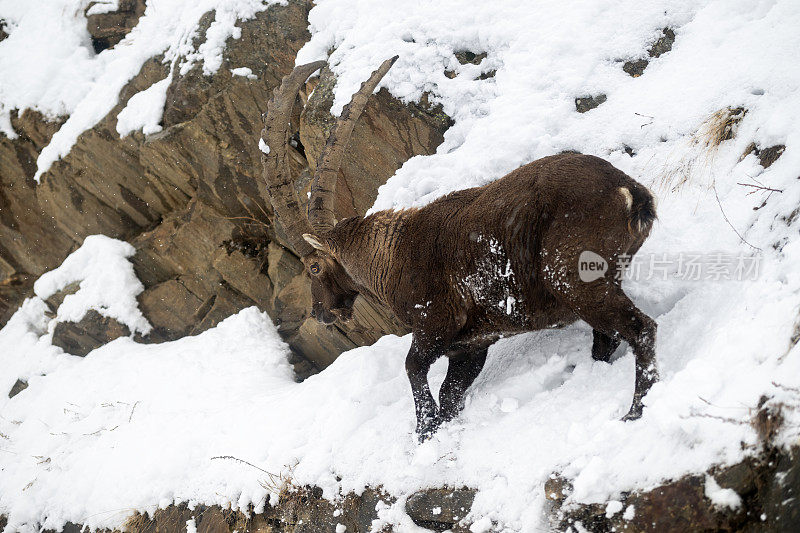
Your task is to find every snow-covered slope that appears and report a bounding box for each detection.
[2,0,800,531]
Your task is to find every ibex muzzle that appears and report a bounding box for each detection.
[260,57,658,442]
[303,246,358,325]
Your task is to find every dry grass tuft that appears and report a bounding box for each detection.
[654,106,748,192]
[260,463,306,513]
[698,106,747,149]
[753,394,786,446]
[123,511,155,533]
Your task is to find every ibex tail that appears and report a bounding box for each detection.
[619,185,656,235]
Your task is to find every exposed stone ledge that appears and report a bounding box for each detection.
[0,0,447,372]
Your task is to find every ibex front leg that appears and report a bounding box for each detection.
[405,336,442,442]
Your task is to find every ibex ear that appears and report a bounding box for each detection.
[303,233,328,251]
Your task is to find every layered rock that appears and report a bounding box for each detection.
[86,0,147,52]
[3,485,478,533]
[549,446,800,533]
[548,401,800,532]
[0,0,448,374]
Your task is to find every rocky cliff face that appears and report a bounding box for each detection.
[0,0,449,376]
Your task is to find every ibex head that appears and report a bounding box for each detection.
[301,234,358,324]
[260,57,398,325]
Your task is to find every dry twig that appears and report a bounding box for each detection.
[681,411,748,425]
[128,401,140,423]
[210,455,275,476]
[634,112,654,128]
[712,183,760,251]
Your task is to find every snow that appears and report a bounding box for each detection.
[85,1,120,17]
[468,516,492,533]
[0,0,285,180]
[499,397,518,413]
[704,475,742,510]
[1,0,800,531]
[230,66,257,79]
[622,505,635,521]
[2,277,798,531]
[33,235,151,335]
[604,500,623,518]
[116,77,171,137]
[0,305,294,532]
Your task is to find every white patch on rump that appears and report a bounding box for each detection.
[618,187,633,210]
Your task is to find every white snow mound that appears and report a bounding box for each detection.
[33,234,151,335]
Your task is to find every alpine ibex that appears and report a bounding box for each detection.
[260,57,658,441]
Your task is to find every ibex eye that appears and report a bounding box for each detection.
[309,263,321,275]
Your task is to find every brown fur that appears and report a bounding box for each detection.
[264,62,658,441]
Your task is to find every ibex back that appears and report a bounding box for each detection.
[260,58,657,441]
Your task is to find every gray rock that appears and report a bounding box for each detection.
[758,145,786,168]
[43,280,81,316]
[622,58,649,78]
[0,273,34,327]
[544,473,573,503]
[405,488,476,531]
[650,28,676,59]
[761,448,800,530]
[355,487,396,532]
[552,444,800,533]
[8,378,28,398]
[455,51,487,65]
[575,94,607,113]
[52,310,131,356]
[622,28,675,78]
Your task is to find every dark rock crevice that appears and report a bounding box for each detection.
[85,0,147,53]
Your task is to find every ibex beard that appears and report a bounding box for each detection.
[261,57,658,442]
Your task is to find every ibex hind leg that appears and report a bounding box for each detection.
[549,277,657,421]
[405,336,443,442]
[438,345,489,424]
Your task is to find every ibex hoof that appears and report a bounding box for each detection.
[621,406,643,422]
[416,418,441,443]
[417,431,434,444]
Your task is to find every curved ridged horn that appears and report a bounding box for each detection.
[308,56,399,233]
[260,60,326,257]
